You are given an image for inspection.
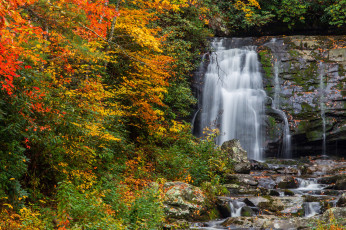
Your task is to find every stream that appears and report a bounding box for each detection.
[191,157,346,229]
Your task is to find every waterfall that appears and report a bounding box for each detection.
[319,62,327,156]
[304,202,321,217]
[199,38,265,160]
[229,200,246,217]
[269,38,291,158]
[296,178,325,190]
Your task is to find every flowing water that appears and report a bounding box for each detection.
[319,62,327,156]
[268,38,291,158]
[295,178,326,191]
[304,202,321,217]
[190,158,344,230]
[229,200,246,217]
[199,38,265,160]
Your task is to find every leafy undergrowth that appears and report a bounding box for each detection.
[315,211,346,230]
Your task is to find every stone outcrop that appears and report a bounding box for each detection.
[221,139,251,173]
[257,35,346,157]
[163,182,208,221]
[337,193,346,207]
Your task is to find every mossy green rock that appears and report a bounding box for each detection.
[163,181,208,221]
[257,35,346,156]
[221,139,251,173]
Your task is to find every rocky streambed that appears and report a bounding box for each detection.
[190,157,346,229]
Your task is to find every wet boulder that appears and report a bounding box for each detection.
[221,139,251,174]
[336,193,346,207]
[247,196,270,206]
[241,206,255,217]
[163,182,208,221]
[276,176,299,189]
[276,167,299,175]
[257,197,285,212]
[250,160,270,170]
[298,164,314,175]
[269,190,281,196]
[284,189,295,196]
[318,174,345,184]
[334,178,346,190]
[225,174,258,186]
[215,196,232,218]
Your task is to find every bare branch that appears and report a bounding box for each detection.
[108,0,120,44]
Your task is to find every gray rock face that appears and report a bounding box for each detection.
[318,174,345,184]
[240,206,255,217]
[257,35,346,157]
[276,176,299,189]
[215,196,232,218]
[225,174,258,186]
[257,197,285,212]
[334,178,346,190]
[221,139,251,173]
[163,182,208,221]
[337,193,346,207]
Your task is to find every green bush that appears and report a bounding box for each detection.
[128,186,164,230]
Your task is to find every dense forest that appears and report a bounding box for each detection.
[0,0,345,229]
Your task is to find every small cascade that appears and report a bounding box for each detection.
[192,53,208,133]
[304,202,321,217]
[229,200,246,217]
[269,38,291,158]
[190,219,225,230]
[191,108,200,132]
[270,104,292,158]
[319,62,327,156]
[296,178,325,191]
[273,57,280,108]
[192,157,346,230]
[199,38,266,160]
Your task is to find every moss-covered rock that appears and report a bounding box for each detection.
[163,181,209,221]
[257,35,346,157]
[221,140,251,174]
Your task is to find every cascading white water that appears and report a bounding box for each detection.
[319,62,327,156]
[304,202,321,217]
[270,38,291,158]
[272,39,280,109]
[199,39,265,160]
[296,178,325,190]
[229,200,246,217]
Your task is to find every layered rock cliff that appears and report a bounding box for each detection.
[257,36,345,157]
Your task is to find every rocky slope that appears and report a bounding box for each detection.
[191,156,346,229]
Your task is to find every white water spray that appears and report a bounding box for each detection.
[270,38,291,158]
[304,202,321,217]
[199,38,265,160]
[229,200,246,217]
[319,62,327,156]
